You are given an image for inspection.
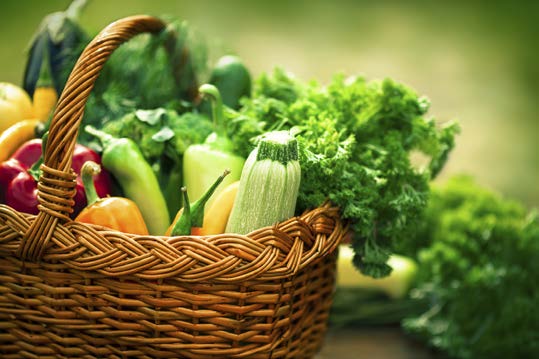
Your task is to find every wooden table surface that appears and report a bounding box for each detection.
[316,327,441,359]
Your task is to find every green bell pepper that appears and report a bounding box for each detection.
[208,55,251,110]
[183,84,244,210]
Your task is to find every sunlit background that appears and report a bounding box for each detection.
[1,0,537,206]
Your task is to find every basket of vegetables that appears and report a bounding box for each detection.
[0,0,463,355]
[0,15,346,358]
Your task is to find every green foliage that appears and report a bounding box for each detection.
[78,18,208,145]
[227,68,459,277]
[402,176,539,358]
[102,109,212,165]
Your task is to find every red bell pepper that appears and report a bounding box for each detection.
[0,138,112,218]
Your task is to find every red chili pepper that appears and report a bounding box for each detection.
[0,138,112,217]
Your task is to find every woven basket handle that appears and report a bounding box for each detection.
[17,16,168,261]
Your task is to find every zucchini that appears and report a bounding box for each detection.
[337,245,418,300]
[225,131,300,234]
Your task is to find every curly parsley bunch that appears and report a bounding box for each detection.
[227,69,459,277]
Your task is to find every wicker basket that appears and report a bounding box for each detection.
[0,15,346,358]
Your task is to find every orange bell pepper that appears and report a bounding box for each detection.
[75,161,149,235]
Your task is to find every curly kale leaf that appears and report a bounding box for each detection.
[402,176,539,358]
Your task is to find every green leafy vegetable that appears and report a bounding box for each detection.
[401,176,539,358]
[77,18,208,145]
[136,108,167,126]
[227,68,459,277]
[102,109,212,167]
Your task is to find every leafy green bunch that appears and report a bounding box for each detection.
[227,69,459,277]
[78,17,208,146]
[402,176,539,358]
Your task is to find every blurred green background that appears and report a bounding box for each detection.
[1,0,537,206]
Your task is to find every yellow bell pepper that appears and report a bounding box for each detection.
[0,82,34,134]
[168,170,230,236]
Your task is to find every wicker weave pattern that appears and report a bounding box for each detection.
[0,204,342,358]
[0,259,336,358]
[0,204,341,282]
[0,15,346,358]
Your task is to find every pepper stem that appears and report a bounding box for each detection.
[85,125,115,148]
[28,131,49,181]
[182,187,191,222]
[171,187,192,236]
[66,0,89,20]
[171,170,230,236]
[199,84,226,137]
[190,169,230,227]
[81,161,101,206]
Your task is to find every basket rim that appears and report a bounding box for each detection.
[0,202,345,283]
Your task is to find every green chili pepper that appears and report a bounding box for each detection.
[171,169,229,236]
[183,84,244,210]
[85,125,170,235]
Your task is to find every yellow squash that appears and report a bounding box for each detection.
[0,119,39,162]
[32,53,58,123]
[33,85,58,122]
[203,180,239,235]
